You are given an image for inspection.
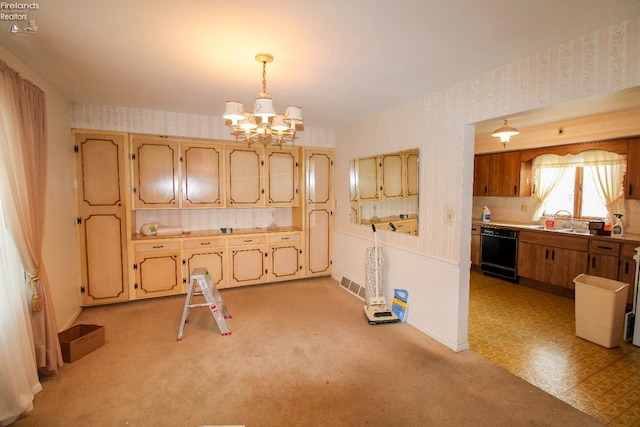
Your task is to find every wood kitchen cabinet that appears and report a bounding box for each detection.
[625,139,640,199]
[473,152,531,197]
[619,242,640,305]
[518,231,588,289]
[380,153,403,199]
[181,141,224,208]
[228,235,268,287]
[356,156,379,201]
[587,239,620,280]
[183,237,227,289]
[133,240,183,298]
[226,146,265,207]
[303,148,334,277]
[74,131,129,305]
[265,147,299,207]
[131,135,180,209]
[471,225,481,266]
[405,149,419,199]
[269,232,304,282]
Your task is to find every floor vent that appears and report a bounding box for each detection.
[340,276,365,301]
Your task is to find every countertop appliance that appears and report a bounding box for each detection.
[480,226,518,282]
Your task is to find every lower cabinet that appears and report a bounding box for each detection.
[228,235,269,287]
[183,237,227,289]
[587,239,620,280]
[133,240,183,298]
[619,243,639,305]
[517,231,588,289]
[269,232,304,282]
[471,225,480,266]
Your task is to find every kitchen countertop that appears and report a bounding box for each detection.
[132,226,303,241]
[473,220,640,243]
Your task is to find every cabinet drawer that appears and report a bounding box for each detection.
[135,240,181,253]
[269,233,301,243]
[228,235,267,246]
[589,239,620,256]
[518,231,588,251]
[183,238,226,250]
[621,242,640,258]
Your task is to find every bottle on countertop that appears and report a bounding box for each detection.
[612,213,624,236]
[481,206,491,222]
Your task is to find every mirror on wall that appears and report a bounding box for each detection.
[349,148,419,235]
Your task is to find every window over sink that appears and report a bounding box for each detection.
[533,150,626,221]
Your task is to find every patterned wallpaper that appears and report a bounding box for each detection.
[335,16,640,262]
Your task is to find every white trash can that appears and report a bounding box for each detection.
[574,274,630,348]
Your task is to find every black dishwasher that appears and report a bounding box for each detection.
[480,227,518,282]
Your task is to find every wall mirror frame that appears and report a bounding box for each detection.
[349,148,419,235]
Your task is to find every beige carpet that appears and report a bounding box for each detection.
[15,277,603,426]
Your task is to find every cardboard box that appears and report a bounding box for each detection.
[58,324,105,362]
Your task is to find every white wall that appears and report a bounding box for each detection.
[0,46,79,330]
[333,16,640,351]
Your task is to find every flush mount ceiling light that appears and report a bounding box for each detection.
[491,119,519,146]
[223,53,303,145]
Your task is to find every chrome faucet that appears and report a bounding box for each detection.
[554,210,573,229]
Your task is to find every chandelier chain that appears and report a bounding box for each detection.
[262,60,268,94]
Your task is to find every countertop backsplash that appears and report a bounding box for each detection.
[473,197,640,235]
[134,207,293,235]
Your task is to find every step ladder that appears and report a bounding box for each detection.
[177,267,231,340]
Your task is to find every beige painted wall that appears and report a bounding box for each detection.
[0,46,79,330]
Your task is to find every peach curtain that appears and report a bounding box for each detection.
[0,60,63,373]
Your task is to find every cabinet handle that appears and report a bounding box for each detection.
[545,249,549,259]
[243,239,253,243]
[591,257,596,268]
[630,184,634,196]
[153,245,164,249]
[513,185,517,195]
[551,250,555,261]
[597,245,613,251]
[200,242,211,246]
[281,237,289,240]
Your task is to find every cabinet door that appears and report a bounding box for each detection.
[181,142,224,208]
[266,147,299,207]
[588,254,620,281]
[473,155,491,196]
[270,235,304,282]
[226,147,265,207]
[184,238,227,289]
[625,140,640,199]
[470,226,481,266]
[405,150,419,199]
[229,245,268,287]
[132,136,180,209]
[553,247,588,289]
[134,242,182,298]
[517,242,551,283]
[75,132,129,305]
[490,152,521,196]
[356,157,379,201]
[305,149,334,277]
[381,153,403,199]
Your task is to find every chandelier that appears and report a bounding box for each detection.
[223,54,303,145]
[491,119,519,146]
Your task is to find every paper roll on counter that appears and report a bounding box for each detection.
[154,226,184,236]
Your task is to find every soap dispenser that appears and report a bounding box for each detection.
[612,213,624,236]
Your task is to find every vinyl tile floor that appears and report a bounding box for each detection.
[468,270,640,426]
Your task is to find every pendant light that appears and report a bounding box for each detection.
[491,119,519,146]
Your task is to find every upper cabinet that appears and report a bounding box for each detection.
[132,135,180,209]
[473,151,531,197]
[226,146,265,207]
[355,149,419,202]
[181,141,224,208]
[265,147,299,207]
[625,139,640,199]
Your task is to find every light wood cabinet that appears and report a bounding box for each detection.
[131,136,180,209]
[304,148,334,277]
[587,239,620,280]
[473,152,531,197]
[265,147,299,207]
[269,232,304,282]
[133,240,182,298]
[518,231,588,288]
[181,142,224,208]
[405,149,419,199]
[625,139,640,199]
[74,131,129,305]
[356,156,379,201]
[226,147,265,207]
[183,237,227,289]
[380,153,403,199]
[228,235,268,287]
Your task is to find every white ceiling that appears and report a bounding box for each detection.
[1,0,640,131]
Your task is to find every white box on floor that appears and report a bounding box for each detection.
[574,274,629,348]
